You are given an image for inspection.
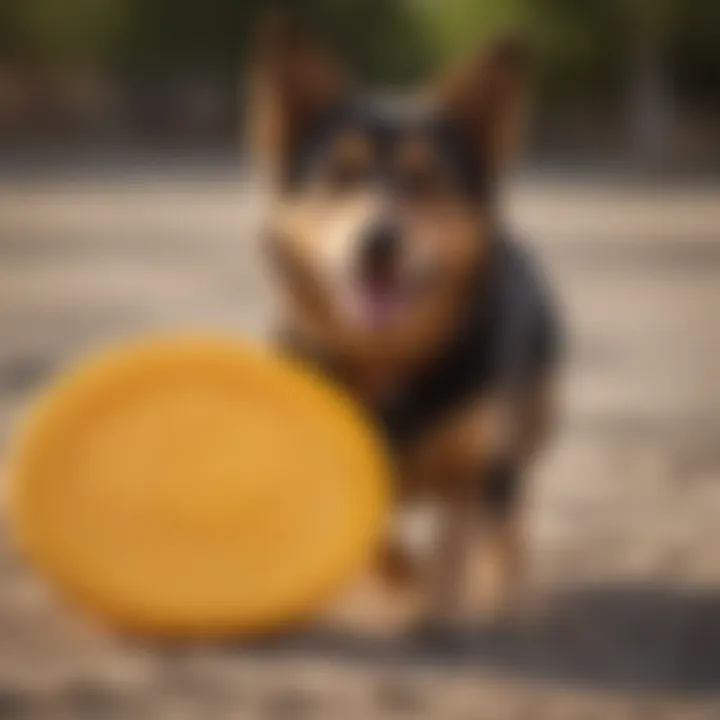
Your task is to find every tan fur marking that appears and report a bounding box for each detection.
[395,136,437,173]
[403,376,554,495]
[331,129,374,168]
[453,511,525,620]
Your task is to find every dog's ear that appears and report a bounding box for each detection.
[437,34,531,175]
[247,12,348,187]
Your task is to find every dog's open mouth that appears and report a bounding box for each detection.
[348,268,436,330]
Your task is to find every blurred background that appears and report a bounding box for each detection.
[0,0,718,169]
[1,1,720,719]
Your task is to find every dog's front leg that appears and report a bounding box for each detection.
[421,465,525,634]
[402,389,540,636]
[474,465,525,620]
[423,472,477,634]
[402,406,490,638]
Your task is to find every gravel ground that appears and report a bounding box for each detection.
[0,170,719,718]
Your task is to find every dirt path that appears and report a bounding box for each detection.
[1,173,719,718]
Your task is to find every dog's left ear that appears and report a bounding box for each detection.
[437,34,531,175]
[247,12,348,187]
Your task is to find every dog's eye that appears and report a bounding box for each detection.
[326,162,368,192]
[397,169,445,200]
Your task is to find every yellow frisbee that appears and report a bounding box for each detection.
[7,335,390,638]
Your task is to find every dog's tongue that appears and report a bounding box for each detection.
[359,283,402,327]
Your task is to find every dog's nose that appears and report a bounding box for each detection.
[360,220,400,278]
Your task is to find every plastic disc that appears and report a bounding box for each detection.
[7,335,390,638]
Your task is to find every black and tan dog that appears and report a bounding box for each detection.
[249,17,559,635]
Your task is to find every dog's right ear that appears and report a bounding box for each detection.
[436,34,531,176]
[247,12,348,188]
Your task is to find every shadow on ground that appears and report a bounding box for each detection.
[243,584,720,696]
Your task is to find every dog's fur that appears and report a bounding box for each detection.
[249,16,559,635]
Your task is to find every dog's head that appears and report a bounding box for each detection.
[250,16,530,371]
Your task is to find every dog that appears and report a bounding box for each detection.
[248,16,559,636]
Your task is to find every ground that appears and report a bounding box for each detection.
[0,168,719,718]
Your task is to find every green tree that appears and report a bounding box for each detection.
[9,0,130,62]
